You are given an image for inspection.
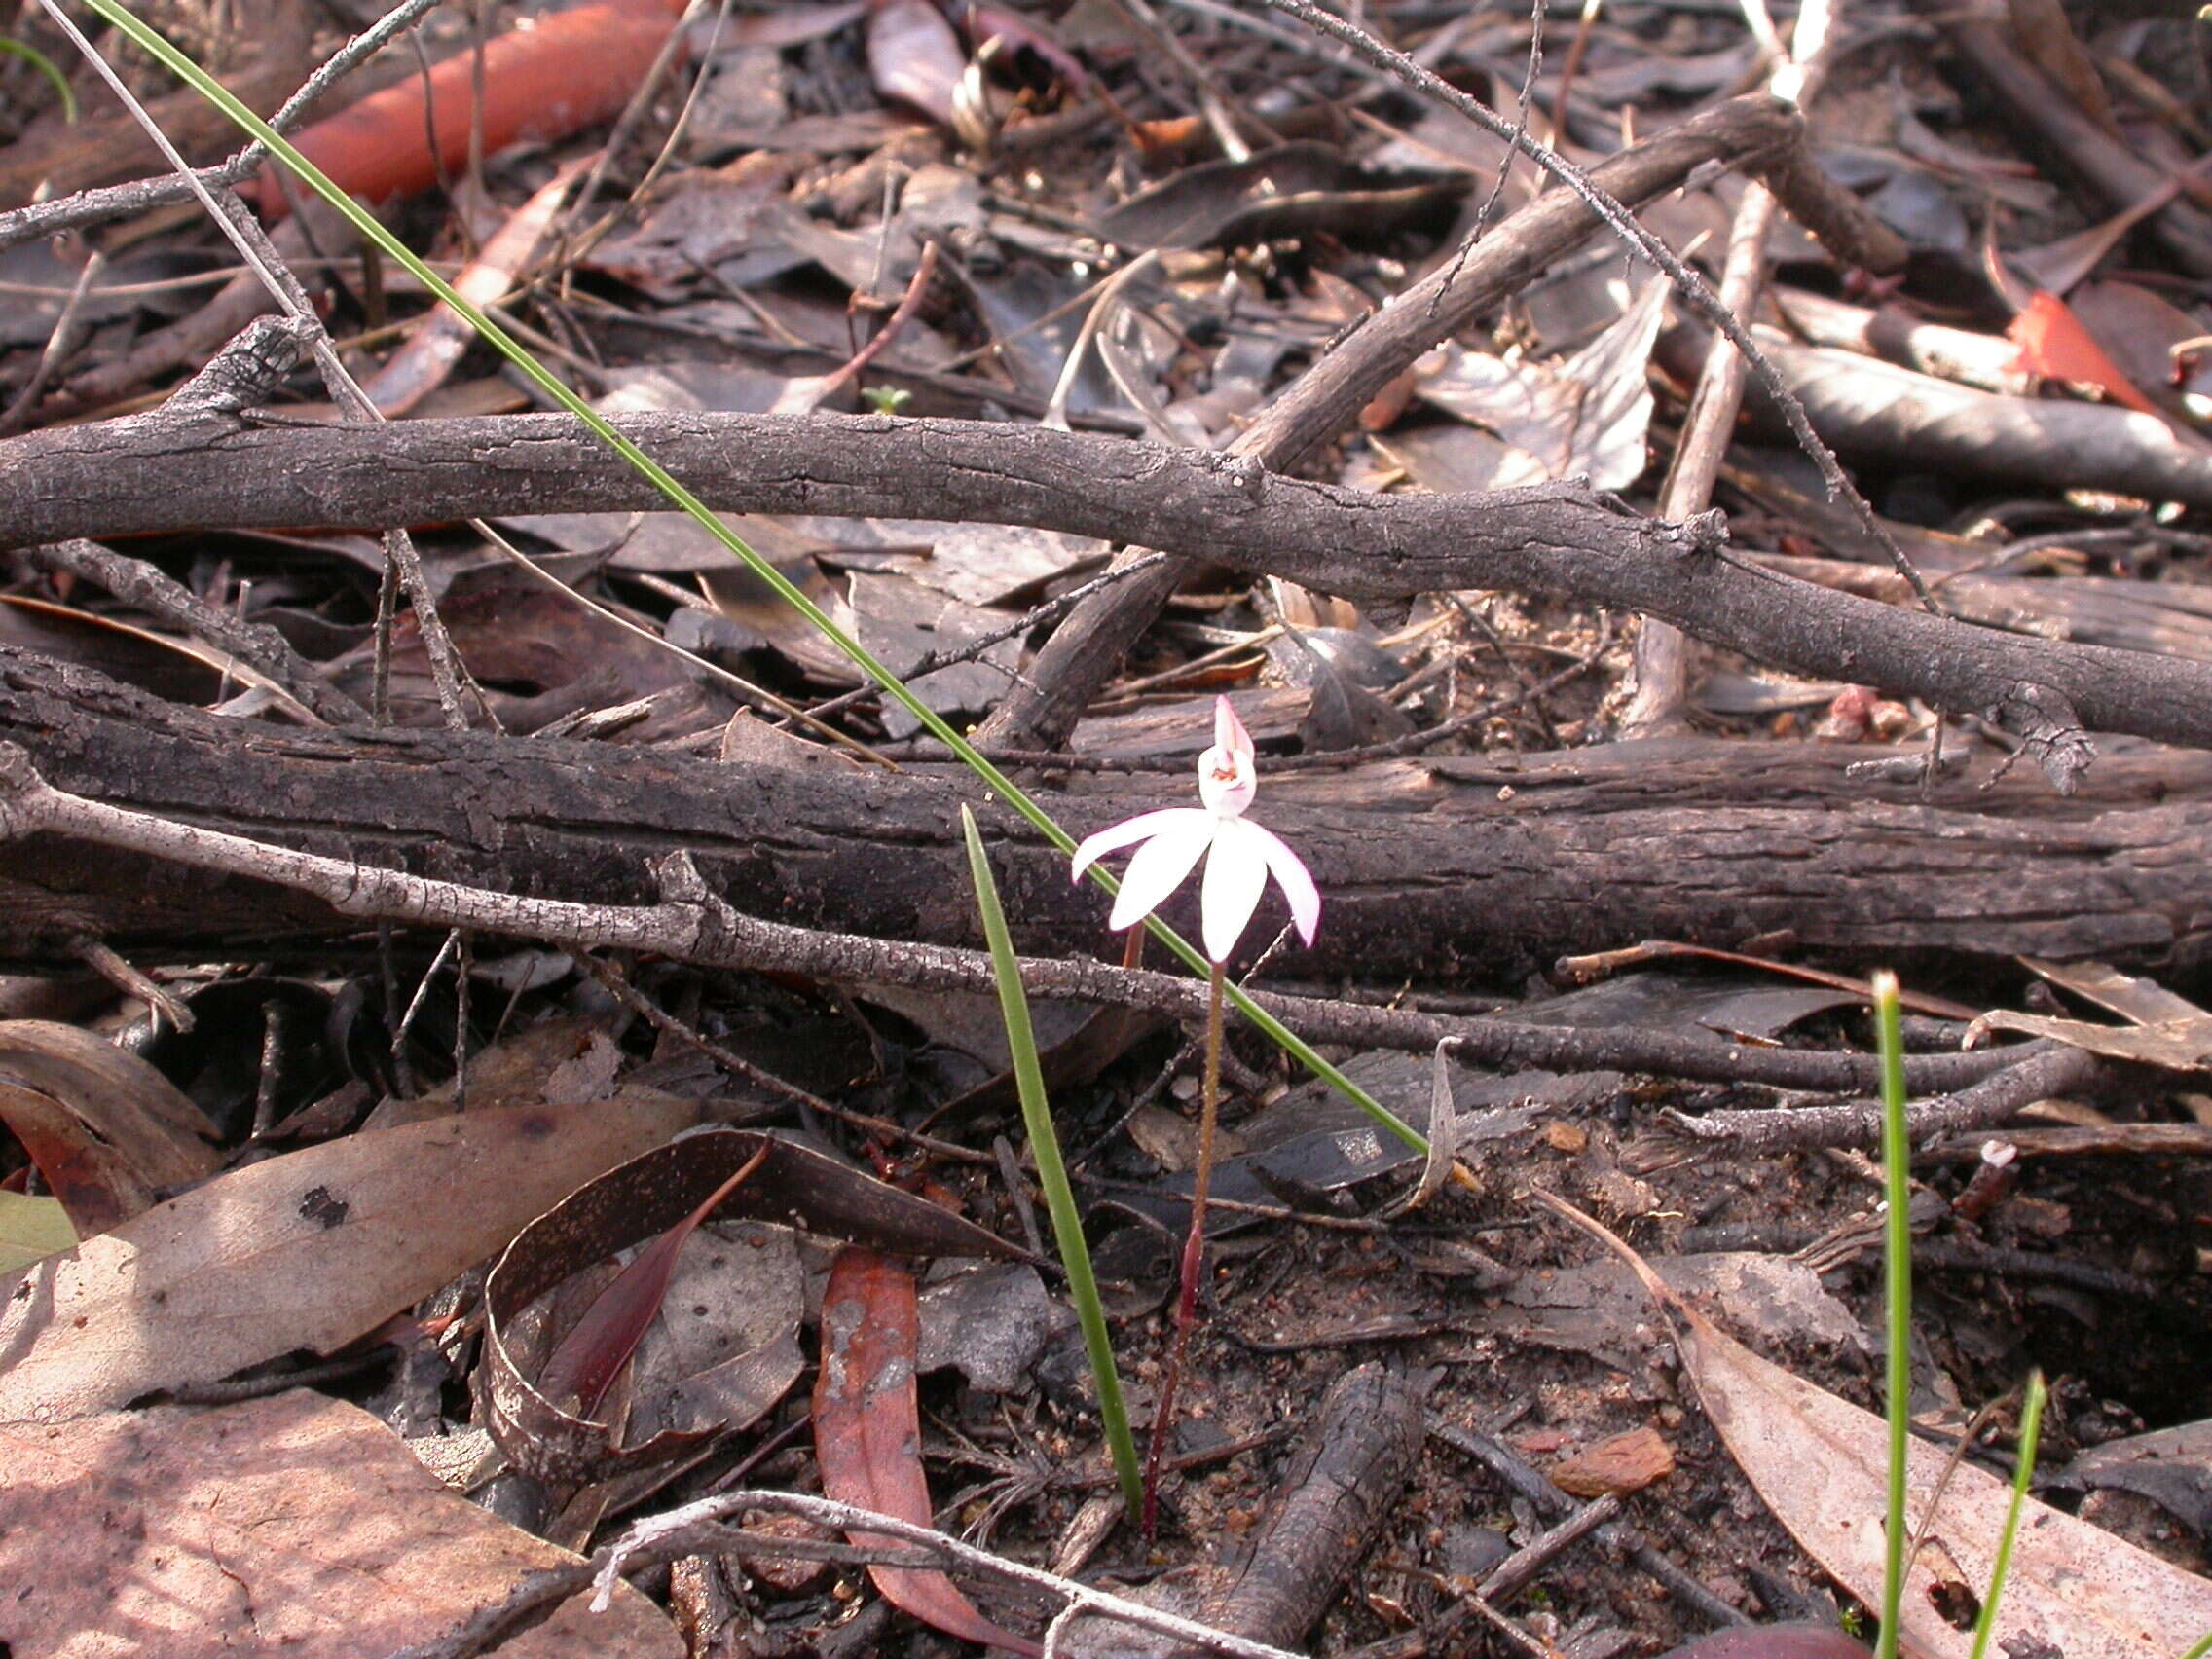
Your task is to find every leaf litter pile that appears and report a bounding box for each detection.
[3,0,2212,1653]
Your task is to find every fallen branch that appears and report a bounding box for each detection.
[14,407,2212,761]
[4,649,2212,1013]
[977,92,1803,751]
[1652,1042,2112,1155]
[0,673,2081,1096]
[1660,326,2212,512]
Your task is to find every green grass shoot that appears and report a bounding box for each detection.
[1,34,77,122]
[962,806,1143,1513]
[1969,1369,2046,1659]
[1871,968,1911,1659]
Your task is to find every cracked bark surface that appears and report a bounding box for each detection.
[3,648,2207,980]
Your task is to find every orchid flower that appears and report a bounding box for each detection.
[1070,696,1320,963]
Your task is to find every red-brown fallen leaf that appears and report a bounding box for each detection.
[1358,363,1421,432]
[813,1248,1042,1656]
[0,1020,219,1238]
[536,1140,770,1417]
[364,156,594,417]
[736,1510,840,1593]
[482,1128,1019,1485]
[258,0,686,219]
[1548,1424,1676,1497]
[2008,289,2162,417]
[1130,114,1208,166]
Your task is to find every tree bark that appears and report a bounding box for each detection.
[4,648,2208,980]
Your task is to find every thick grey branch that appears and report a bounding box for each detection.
[9,409,2212,751]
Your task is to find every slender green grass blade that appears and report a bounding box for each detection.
[963,807,1143,1512]
[1872,969,1911,1659]
[0,35,77,122]
[77,0,1424,1159]
[1969,1370,2046,1659]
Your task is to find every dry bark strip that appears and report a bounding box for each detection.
[1204,1364,1426,1650]
[1089,1364,1425,1659]
[11,404,2212,760]
[4,648,2210,979]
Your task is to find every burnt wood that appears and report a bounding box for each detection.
[3,648,2208,979]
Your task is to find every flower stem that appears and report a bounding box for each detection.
[1143,962,1225,1536]
[1872,969,1911,1659]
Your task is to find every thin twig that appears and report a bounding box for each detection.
[813,238,942,403]
[70,935,192,1033]
[1477,1492,1622,1603]
[0,0,447,252]
[576,951,998,1165]
[461,513,893,762]
[1116,0,1270,160]
[1659,1042,2106,1153]
[1247,0,1938,611]
[1429,1419,1750,1628]
[0,248,103,437]
[803,551,1174,729]
[386,1489,1311,1659]
[21,538,370,723]
[1431,0,1543,313]
[894,634,1607,770]
[601,1493,1309,1659]
[36,0,484,730]
[564,0,719,247]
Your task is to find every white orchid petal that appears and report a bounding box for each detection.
[1071,808,1205,881]
[1105,813,1216,932]
[1244,821,1321,946]
[1199,817,1271,961]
